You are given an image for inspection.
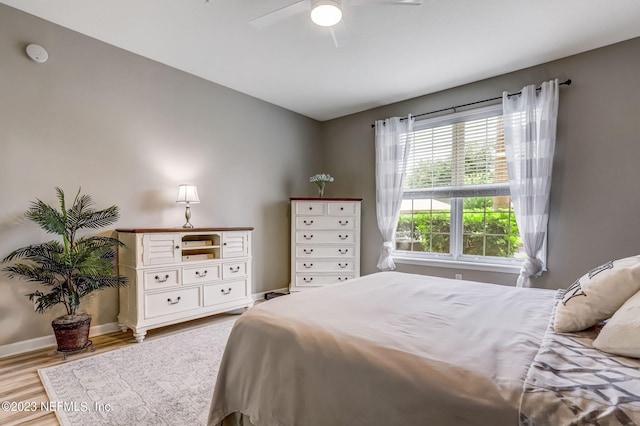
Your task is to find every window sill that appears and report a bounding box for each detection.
[393,254,522,274]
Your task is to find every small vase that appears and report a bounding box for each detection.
[316,182,326,198]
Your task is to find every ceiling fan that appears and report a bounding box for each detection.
[249,0,423,47]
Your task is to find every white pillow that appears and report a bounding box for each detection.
[593,289,640,358]
[554,255,640,333]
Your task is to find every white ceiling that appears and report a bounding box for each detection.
[3,0,640,121]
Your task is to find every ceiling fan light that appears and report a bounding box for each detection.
[310,0,342,27]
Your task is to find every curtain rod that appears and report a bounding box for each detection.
[370,79,572,128]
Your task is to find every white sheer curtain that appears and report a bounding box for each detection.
[374,115,414,270]
[503,80,559,287]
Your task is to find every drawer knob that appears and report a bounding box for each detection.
[220,287,232,295]
[338,263,348,268]
[338,249,348,254]
[340,207,344,210]
[303,263,313,268]
[338,234,348,240]
[167,296,181,305]
[303,249,314,254]
[175,245,180,249]
[303,277,313,283]
[303,220,314,225]
[229,266,241,273]
[338,277,349,282]
[308,206,313,210]
[195,270,208,278]
[155,274,170,283]
[338,220,349,225]
[303,234,314,240]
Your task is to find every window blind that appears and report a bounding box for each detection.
[403,104,509,199]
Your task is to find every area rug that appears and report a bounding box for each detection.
[38,317,236,426]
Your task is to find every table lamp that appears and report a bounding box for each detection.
[176,184,200,228]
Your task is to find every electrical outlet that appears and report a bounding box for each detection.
[454,273,462,280]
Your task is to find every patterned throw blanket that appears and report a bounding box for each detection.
[520,291,640,425]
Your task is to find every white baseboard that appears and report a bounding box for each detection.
[0,322,121,359]
[0,288,290,358]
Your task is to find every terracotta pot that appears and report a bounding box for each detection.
[51,314,92,352]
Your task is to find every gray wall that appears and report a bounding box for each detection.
[0,5,322,345]
[322,36,640,289]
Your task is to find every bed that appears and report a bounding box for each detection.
[207,271,640,426]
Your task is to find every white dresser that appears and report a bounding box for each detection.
[116,227,253,342]
[290,198,362,292]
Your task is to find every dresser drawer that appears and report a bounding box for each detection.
[183,264,221,285]
[203,280,247,306]
[143,269,180,290]
[296,230,355,244]
[296,246,355,258]
[328,202,357,215]
[295,202,327,216]
[144,287,200,319]
[296,260,355,272]
[295,274,355,287]
[296,216,355,230]
[222,261,248,279]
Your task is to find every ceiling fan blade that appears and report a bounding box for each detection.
[329,21,348,48]
[250,0,310,29]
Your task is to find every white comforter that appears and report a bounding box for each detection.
[208,271,557,426]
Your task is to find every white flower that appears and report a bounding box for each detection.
[309,173,335,183]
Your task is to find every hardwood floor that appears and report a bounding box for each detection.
[0,313,239,426]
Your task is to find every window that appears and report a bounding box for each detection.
[395,104,523,269]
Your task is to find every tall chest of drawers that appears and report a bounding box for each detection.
[290,198,362,292]
[116,227,253,342]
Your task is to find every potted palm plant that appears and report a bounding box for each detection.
[3,187,127,358]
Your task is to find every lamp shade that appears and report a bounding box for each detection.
[310,0,342,27]
[176,184,200,204]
